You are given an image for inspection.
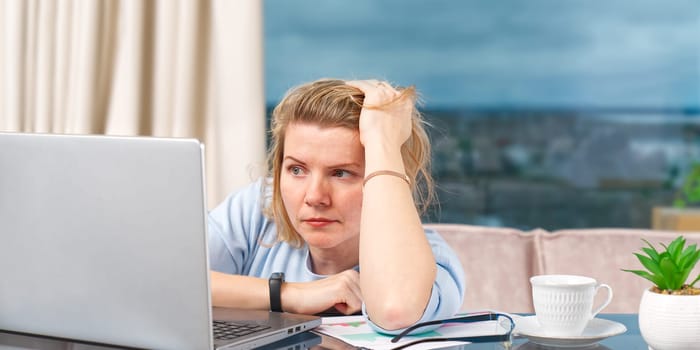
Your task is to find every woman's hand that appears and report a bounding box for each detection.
[345,80,414,151]
[281,269,363,315]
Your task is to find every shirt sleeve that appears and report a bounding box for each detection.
[207,178,272,274]
[365,228,466,335]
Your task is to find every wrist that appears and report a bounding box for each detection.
[364,170,410,187]
[279,282,296,314]
[364,145,405,175]
[269,272,285,312]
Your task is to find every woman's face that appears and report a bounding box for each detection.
[280,122,365,251]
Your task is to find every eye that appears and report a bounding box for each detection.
[289,165,305,176]
[332,169,351,178]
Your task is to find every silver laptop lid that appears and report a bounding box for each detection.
[0,132,213,349]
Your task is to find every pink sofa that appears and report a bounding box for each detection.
[426,224,700,313]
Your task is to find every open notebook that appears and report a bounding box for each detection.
[0,132,320,349]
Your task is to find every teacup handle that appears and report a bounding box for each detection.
[591,283,613,318]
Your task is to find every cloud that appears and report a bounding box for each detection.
[264,0,700,108]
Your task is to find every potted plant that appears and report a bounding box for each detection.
[623,236,700,350]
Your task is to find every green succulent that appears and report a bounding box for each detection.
[622,236,700,291]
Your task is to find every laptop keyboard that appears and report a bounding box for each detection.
[212,320,273,340]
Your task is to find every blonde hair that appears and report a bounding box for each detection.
[265,79,435,247]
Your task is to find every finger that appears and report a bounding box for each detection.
[333,303,351,315]
[336,304,362,316]
[333,291,362,315]
[346,79,396,93]
[349,282,362,302]
[342,295,363,315]
[345,80,376,92]
[329,271,362,314]
[346,271,363,300]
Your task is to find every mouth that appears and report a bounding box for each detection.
[302,218,337,228]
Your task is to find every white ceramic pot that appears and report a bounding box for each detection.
[638,288,700,350]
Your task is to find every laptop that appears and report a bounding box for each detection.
[0,132,321,350]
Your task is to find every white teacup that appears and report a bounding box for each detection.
[530,274,613,337]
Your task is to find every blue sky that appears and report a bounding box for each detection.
[264,0,700,109]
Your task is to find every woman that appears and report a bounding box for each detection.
[207,78,465,333]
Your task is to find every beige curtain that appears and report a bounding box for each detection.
[0,0,266,209]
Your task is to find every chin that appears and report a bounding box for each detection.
[300,235,338,248]
[298,230,343,248]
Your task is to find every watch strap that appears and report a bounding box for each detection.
[269,272,284,312]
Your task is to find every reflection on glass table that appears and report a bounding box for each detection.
[0,314,647,350]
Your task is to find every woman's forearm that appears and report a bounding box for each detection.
[210,271,270,309]
[359,146,437,330]
[210,270,365,315]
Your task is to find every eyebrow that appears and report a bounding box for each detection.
[283,156,362,169]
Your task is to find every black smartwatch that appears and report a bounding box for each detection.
[269,272,285,312]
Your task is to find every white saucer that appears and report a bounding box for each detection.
[514,316,627,348]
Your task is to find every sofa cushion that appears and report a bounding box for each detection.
[425,224,540,313]
[538,229,700,313]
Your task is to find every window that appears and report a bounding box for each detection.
[264,0,700,229]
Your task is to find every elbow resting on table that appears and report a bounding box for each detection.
[366,299,426,331]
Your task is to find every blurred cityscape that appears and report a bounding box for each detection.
[424,108,700,230]
[266,107,700,230]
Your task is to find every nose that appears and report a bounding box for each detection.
[304,175,331,207]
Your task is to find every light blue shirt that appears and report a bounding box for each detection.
[207,178,466,334]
